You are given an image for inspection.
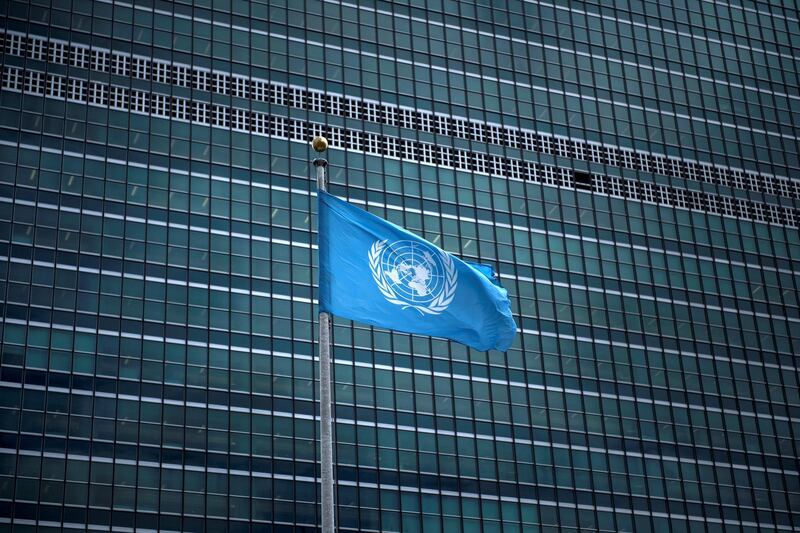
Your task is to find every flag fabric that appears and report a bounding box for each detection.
[465,261,503,287]
[318,190,517,351]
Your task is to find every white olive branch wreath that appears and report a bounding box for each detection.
[369,240,457,315]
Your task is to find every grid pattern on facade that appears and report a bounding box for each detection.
[1,3,800,532]
[3,64,797,230]
[2,29,798,203]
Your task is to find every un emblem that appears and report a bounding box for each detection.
[369,240,457,315]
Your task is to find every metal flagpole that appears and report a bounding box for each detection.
[312,136,335,533]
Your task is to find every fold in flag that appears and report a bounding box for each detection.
[318,191,517,351]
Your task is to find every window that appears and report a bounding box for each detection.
[50,41,68,64]
[345,97,361,119]
[365,132,381,153]
[504,127,519,149]
[400,138,414,160]
[608,176,624,197]
[153,61,171,84]
[309,90,324,113]
[398,108,415,129]
[25,71,45,94]
[700,164,715,184]
[653,154,667,175]
[719,196,735,217]
[639,153,652,173]
[669,158,683,179]
[487,124,503,145]
[555,137,570,158]
[132,57,149,79]
[131,89,149,113]
[520,130,536,151]
[271,115,288,137]
[109,86,127,108]
[270,84,287,106]
[560,167,573,188]
[731,170,746,190]
[289,87,306,108]
[383,104,396,126]
[419,142,435,164]
[213,73,230,95]
[88,82,108,105]
[657,184,671,204]
[621,150,636,169]
[153,93,170,116]
[7,33,25,56]
[418,111,434,133]
[538,135,553,155]
[706,196,719,215]
[29,36,47,60]
[455,149,469,170]
[231,108,248,131]
[453,117,468,139]
[574,171,593,191]
[92,50,110,72]
[193,101,211,124]
[737,198,750,219]
[212,105,230,127]
[384,136,399,158]
[523,161,537,182]
[327,125,343,146]
[71,46,89,69]
[673,188,687,209]
[785,208,796,227]
[290,118,306,140]
[605,147,618,167]
[490,155,504,176]
[508,158,521,180]
[470,121,485,143]
[746,172,761,194]
[436,114,450,136]
[327,94,342,116]
[2,66,22,91]
[175,65,192,87]
[253,80,269,102]
[766,204,781,224]
[67,78,86,102]
[685,161,699,182]
[364,101,380,122]
[347,130,362,151]
[438,145,451,167]
[573,141,586,161]
[252,112,268,134]
[588,143,603,164]
[641,181,656,202]
[542,165,558,186]
[174,98,190,121]
[111,53,130,76]
[473,152,487,173]
[232,76,249,98]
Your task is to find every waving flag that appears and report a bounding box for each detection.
[318,191,516,351]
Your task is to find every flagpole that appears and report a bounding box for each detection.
[312,136,335,533]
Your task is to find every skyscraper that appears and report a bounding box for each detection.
[1,0,799,531]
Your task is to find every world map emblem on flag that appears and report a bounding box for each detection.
[368,239,458,315]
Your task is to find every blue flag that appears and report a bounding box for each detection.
[318,191,517,351]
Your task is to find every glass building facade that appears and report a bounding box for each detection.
[1,0,799,531]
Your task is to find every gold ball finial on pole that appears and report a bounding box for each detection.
[312,136,329,153]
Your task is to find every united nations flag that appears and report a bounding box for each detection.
[318,191,517,352]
